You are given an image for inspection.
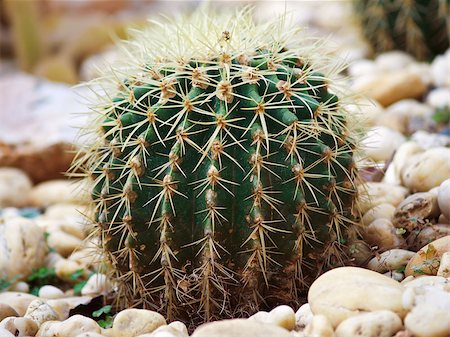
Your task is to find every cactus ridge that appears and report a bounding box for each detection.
[74,8,363,322]
[354,0,450,60]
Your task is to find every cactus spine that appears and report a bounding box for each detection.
[354,0,450,60]
[76,8,363,322]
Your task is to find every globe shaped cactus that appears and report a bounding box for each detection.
[75,7,363,322]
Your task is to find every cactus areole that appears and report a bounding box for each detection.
[76,8,362,322]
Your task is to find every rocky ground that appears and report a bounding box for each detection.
[1,2,450,337]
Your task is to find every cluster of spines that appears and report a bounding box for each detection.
[73,8,363,322]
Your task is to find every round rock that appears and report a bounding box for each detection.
[335,310,402,337]
[438,179,450,220]
[308,267,407,327]
[191,319,291,337]
[0,168,32,208]
[112,309,166,337]
[405,235,450,276]
[367,249,415,273]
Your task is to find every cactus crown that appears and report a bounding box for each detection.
[74,7,363,323]
[354,0,450,60]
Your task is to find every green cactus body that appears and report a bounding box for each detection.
[354,0,450,60]
[77,8,362,322]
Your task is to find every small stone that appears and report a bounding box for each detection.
[36,315,100,337]
[401,148,450,192]
[405,236,450,276]
[0,292,38,316]
[358,183,408,214]
[437,252,450,277]
[0,303,18,321]
[0,328,14,337]
[393,192,440,231]
[295,303,313,331]
[55,259,87,282]
[75,333,104,337]
[267,305,295,330]
[44,252,64,269]
[348,240,373,266]
[112,309,166,337]
[367,249,415,273]
[383,270,404,282]
[335,310,402,337]
[24,299,59,327]
[0,168,32,208]
[348,59,377,78]
[301,315,334,337]
[9,282,29,293]
[383,100,434,135]
[406,224,450,251]
[383,142,424,186]
[438,179,450,220]
[46,230,84,257]
[362,126,406,162]
[81,274,112,296]
[145,321,189,337]
[402,275,448,289]
[0,316,38,337]
[191,319,291,337]
[308,267,406,327]
[0,217,48,280]
[38,285,65,299]
[430,49,450,88]
[363,219,406,251]
[362,203,396,227]
[29,180,89,207]
[46,297,93,321]
[426,87,450,109]
[374,51,414,71]
[405,304,450,337]
[410,131,450,149]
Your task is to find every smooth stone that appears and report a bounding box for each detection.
[300,315,334,337]
[24,299,59,327]
[68,248,99,269]
[295,303,313,331]
[348,240,373,266]
[112,309,166,337]
[430,49,450,88]
[29,180,89,207]
[410,131,450,149]
[75,333,104,337]
[267,305,295,330]
[402,275,448,289]
[405,304,450,337]
[148,321,188,337]
[383,100,433,135]
[438,179,450,220]
[402,281,450,311]
[361,126,405,162]
[426,87,450,109]
[0,304,18,321]
[367,249,415,273]
[46,230,84,257]
[81,274,112,296]
[0,328,14,337]
[437,252,450,277]
[9,282,29,293]
[393,192,440,231]
[0,217,47,280]
[308,267,406,328]
[46,297,93,321]
[335,310,402,337]
[405,236,450,276]
[352,70,426,107]
[45,252,64,269]
[44,203,85,220]
[383,271,404,282]
[406,224,450,251]
[0,293,38,316]
[362,203,395,227]
[374,51,414,71]
[401,148,450,192]
[55,259,87,282]
[358,183,408,214]
[36,315,100,337]
[36,217,86,241]
[191,319,291,337]
[0,316,38,337]
[0,168,32,208]
[348,59,377,78]
[363,219,405,251]
[383,142,423,186]
[38,285,65,299]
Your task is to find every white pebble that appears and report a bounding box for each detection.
[38,286,65,299]
[81,274,112,296]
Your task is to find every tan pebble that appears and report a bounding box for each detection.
[191,319,291,337]
[36,315,100,337]
[112,309,166,337]
[0,168,32,208]
[402,275,448,289]
[362,126,405,162]
[75,333,104,337]
[0,327,15,337]
[44,203,87,221]
[335,310,402,337]
[358,183,408,214]
[44,252,64,269]
[55,259,87,282]
[405,304,450,337]
[383,142,423,186]
[437,252,450,277]
[24,299,59,327]
[0,303,18,321]
[401,148,450,192]
[407,224,450,251]
[363,219,405,251]
[0,316,38,337]
[0,217,48,280]
[295,303,313,331]
[367,249,415,273]
[46,297,93,321]
[348,240,373,266]
[393,192,440,231]
[81,274,112,296]
[362,203,396,227]
[308,267,406,328]
[8,281,29,293]
[302,315,334,337]
[147,321,188,337]
[383,270,404,282]
[352,70,426,107]
[405,236,450,276]
[0,292,39,316]
[29,179,89,207]
[268,305,295,330]
[46,230,84,257]
[438,179,450,220]
[38,285,65,299]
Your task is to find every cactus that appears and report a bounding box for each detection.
[354,0,450,60]
[75,8,363,322]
